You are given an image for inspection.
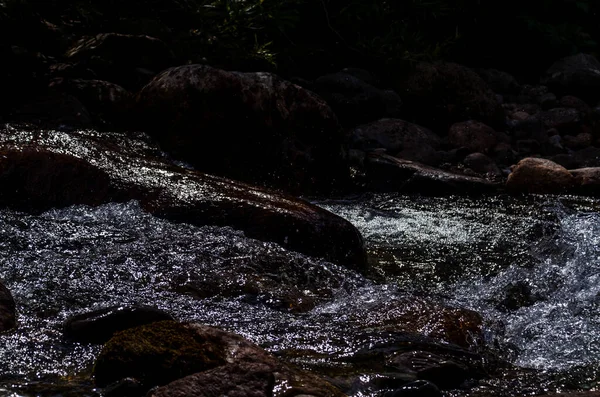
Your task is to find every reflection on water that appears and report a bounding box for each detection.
[1,194,600,395]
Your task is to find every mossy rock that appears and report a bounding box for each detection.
[93,321,226,388]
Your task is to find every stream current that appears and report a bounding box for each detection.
[1,194,600,395]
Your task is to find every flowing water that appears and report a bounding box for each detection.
[1,194,600,395]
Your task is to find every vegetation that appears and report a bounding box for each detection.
[1,0,599,81]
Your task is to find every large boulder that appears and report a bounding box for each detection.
[95,321,344,396]
[397,62,504,131]
[350,119,441,165]
[135,64,350,195]
[506,157,575,194]
[0,281,16,332]
[0,127,366,269]
[542,53,600,103]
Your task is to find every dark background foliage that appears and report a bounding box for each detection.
[1,0,599,82]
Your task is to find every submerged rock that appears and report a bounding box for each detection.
[95,321,344,396]
[64,305,174,344]
[0,126,366,269]
[0,281,16,332]
[135,64,350,195]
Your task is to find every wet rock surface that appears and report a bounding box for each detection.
[0,126,366,269]
[0,281,16,332]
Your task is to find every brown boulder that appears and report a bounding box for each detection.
[506,158,575,194]
[448,120,498,153]
[351,118,441,165]
[96,321,344,396]
[398,61,504,131]
[0,281,16,332]
[569,167,600,195]
[136,64,350,195]
[361,298,484,348]
[0,127,366,269]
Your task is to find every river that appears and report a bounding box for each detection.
[1,194,599,396]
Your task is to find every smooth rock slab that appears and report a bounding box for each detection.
[364,153,500,195]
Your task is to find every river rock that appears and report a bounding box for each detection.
[463,153,502,177]
[0,127,366,269]
[398,61,504,131]
[563,133,593,150]
[65,33,175,90]
[475,68,521,96]
[350,119,441,165]
[95,321,344,396]
[448,120,498,153]
[542,53,600,102]
[364,152,500,195]
[569,167,600,195]
[94,321,226,388]
[0,281,16,332]
[48,78,132,127]
[135,64,350,195]
[63,305,174,344]
[360,297,484,348]
[535,108,582,135]
[560,95,591,114]
[506,157,575,194]
[313,71,402,127]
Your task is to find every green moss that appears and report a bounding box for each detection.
[93,321,226,388]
